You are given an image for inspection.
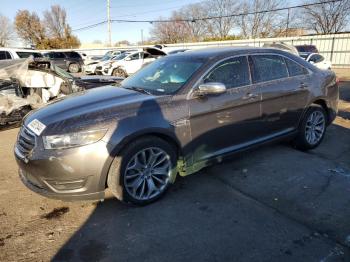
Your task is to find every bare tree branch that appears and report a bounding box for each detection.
[0,15,15,47]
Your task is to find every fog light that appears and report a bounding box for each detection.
[45,178,87,191]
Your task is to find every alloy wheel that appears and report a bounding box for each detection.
[305,110,325,145]
[124,147,171,201]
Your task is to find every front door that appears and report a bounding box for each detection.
[124,52,143,74]
[187,56,261,165]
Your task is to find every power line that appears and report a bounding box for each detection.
[72,0,342,31]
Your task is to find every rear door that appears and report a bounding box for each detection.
[250,54,310,137]
[187,56,261,165]
[49,52,67,69]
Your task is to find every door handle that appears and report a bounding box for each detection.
[242,93,258,100]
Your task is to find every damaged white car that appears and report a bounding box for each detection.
[0,58,123,129]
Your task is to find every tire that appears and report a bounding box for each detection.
[107,136,177,205]
[68,63,80,73]
[293,105,327,151]
[112,68,128,78]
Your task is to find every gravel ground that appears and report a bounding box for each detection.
[0,82,349,262]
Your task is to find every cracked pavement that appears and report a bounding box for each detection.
[0,82,350,262]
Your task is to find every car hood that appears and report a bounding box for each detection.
[24,86,156,135]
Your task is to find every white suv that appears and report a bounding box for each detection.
[0,48,43,60]
[96,48,166,77]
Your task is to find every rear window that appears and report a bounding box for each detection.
[16,52,43,58]
[285,58,308,77]
[250,55,288,83]
[64,52,81,59]
[0,51,11,60]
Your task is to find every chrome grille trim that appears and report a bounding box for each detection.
[16,126,36,158]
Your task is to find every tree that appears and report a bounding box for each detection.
[150,14,190,44]
[15,10,47,47]
[43,5,80,48]
[302,0,350,34]
[238,0,283,38]
[15,6,80,49]
[44,5,68,39]
[0,15,15,47]
[178,3,209,42]
[115,40,130,46]
[203,0,239,38]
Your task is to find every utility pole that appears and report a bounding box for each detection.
[286,8,290,37]
[141,29,144,45]
[107,0,111,47]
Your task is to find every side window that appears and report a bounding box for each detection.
[203,56,250,88]
[0,51,6,60]
[250,55,288,83]
[310,54,324,63]
[53,52,65,59]
[0,51,11,60]
[129,52,141,60]
[285,58,308,77]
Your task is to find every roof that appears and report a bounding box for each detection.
[0,48,41,52]
[170,46,292,60]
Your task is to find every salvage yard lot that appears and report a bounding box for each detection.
[1,82,350,262]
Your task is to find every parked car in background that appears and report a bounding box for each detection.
[299,52,332,70]
[15,47,338,205]
[43,51,84,73]
[0,48,43,60]
[84,50,135,75]
[98,47,166,77]
[295,45,319,54]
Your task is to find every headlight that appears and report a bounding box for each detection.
[43,129,107,149]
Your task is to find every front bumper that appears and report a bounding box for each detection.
[15,138,114,201]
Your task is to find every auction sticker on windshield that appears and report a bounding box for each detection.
[28,119,46,136]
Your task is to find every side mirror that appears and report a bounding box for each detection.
[125,57,131,61]
[310,61,315,64]
[197,82,226,96]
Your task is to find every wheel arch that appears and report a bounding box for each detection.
[102,129,183,188]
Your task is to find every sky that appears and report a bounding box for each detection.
[1,0,301,46]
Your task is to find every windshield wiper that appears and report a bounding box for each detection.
[123,86,152,95]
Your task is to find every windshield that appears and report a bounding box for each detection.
[16,52,43,58]
[121,57,204,95]
[113,53,129,60]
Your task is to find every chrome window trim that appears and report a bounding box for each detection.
[187,52,312,99]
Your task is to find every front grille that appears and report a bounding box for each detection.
[96,66,102,70]
[16,127,36,158]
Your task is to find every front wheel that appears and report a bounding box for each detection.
[107,136,177,205]
[112,68,128,78]
[68,63,80,73]
[293,105,327,150]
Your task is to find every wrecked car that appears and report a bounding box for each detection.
[0,58,123,129]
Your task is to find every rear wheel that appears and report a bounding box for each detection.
[293,105,327,150]
[112,68,128,78]
[107,136,177,205]
[68,63,80,73]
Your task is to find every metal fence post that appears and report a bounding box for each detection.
[330,37,335,63]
